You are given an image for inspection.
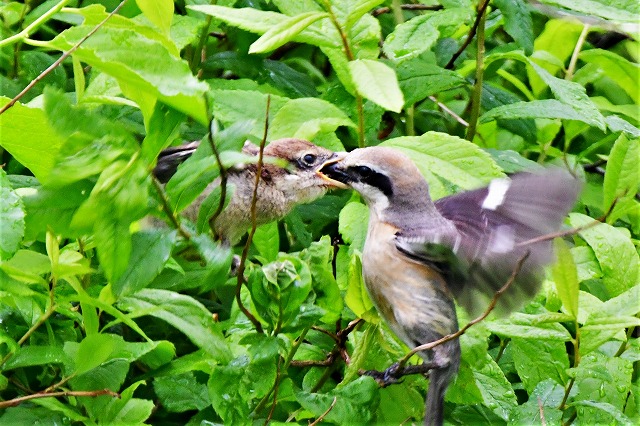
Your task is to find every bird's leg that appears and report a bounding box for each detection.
[360,360,440,387]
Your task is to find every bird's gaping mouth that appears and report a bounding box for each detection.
[317,153,350,189]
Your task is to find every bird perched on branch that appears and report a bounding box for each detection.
[319,146,581,426]
[154,138,343,244]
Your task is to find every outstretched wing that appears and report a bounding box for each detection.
[396,170,582,316]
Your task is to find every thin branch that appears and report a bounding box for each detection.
[151,177,191,241]
[0,389,119,408]
[445,0,491,70]
[234,97,272,334]
[465,2,487,142]
[372,4,443,17]
[0,0,128,115]
[565,24,590,81]
[206,121,229,240]
[0,304,57,368]
[0,0,72,49]
[428,96,469,127]
[265,358,281,425]
[309,397,337,426]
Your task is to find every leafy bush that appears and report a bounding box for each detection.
[0,0,638,424]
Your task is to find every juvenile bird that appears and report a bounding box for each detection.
[319,146,581,425]
[154,138,342,244]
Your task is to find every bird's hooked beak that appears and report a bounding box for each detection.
[317,153,351,189]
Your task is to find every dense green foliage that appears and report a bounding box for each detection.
[0,0,639,424]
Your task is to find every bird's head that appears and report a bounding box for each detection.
[319,147,434,221]
[258,138,347,202]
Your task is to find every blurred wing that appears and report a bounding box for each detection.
[153,141,200,183]
[397,170,582,316]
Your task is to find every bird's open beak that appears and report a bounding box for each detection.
[317,152,350,189]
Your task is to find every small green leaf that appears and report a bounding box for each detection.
[494,0,533,55]
[344,254,377,321]
[510,338,569,394]
[349,59,404,113]
[3,346,70,370]
[0,170,25,261]
[253,222,280,262]
[112,230,177,297]
[338,201,368,253]
[569,213,639,298]
[269,97,356,140]
[73,334,117,375]
[155,372,210,412]
[136,0,174,35]
[603,134,639,213]
[472,354,517,420]
[249,12,330,54]
[0,97,65,181]
[383,15,439,62]
[552,239,579,319]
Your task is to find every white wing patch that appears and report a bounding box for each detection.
[487,225,515,253]
[482,178,511,210]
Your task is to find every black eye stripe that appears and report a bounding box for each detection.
[350,166,393,197]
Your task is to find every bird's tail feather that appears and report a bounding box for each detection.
[424,366,451,426]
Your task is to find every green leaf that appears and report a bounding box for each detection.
[295,376,379,424]
[397,60,467,106]
[569,213,639,298]
[189,5,333,48]
[0,98,65,181]
[381,132,504,199]
[552,239,579,319]
[249,12,329,54]
[302,236,343,324]
[118,289,231,362]
[0,170,25,261]
[603,134,639,212]
[480,99,596,125]
[571,352,633,424]
[536,0,639,22]
[112,230,177,297]
[349,59,404,113]
[136,0,174,35]
[154,372,210,412]
[581,49,639,103]
[253,222,280,262]
[73,334,117,375]
[340,0,383,29]
[382,15,439,62]
[509,380,564,425]
[46,27,208,124]
[269,97,356,140]
[472,354,517,420]
[571,401,635,426]
[3,346,70,370]
[486,315,572,341]
[344,254,377,322]
[510,338,569,394]
[338,201,368,253]
[494,0,533,55]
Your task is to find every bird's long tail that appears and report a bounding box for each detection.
[423,338,460,426]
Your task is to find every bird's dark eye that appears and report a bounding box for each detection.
[302,153,317,165]
[354,165,373,177]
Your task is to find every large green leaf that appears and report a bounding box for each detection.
[118,289,231,362]
[494,0,534,55]
[269,97,356,140]
[581,49,640,104]
[349,59,404,113]
[381,132,504,199]
[536,0,639,22]
[46,27,208,123]
[603,134,639,213]
[249,12,330,54]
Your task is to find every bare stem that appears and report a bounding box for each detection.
[566,24,590,81]
[465,3,487,142]
[0,389,119,409]
[445,0,491,70]
[151,177,191,241]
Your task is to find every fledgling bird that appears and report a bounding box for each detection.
[154,138,343,244]
[319,147,582,425]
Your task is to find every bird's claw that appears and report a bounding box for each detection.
[361,362,405,387]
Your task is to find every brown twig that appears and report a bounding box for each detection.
[234,97,272,334]
[372,4,443,17]
[428,96,469,127]
[0,0,128,115]
[465,1,487,142]
[445,0,491,70]
[309,397,337,426]
[206,120,229,240]
[0,389,119,408]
